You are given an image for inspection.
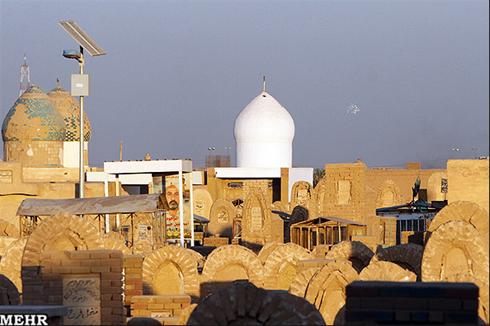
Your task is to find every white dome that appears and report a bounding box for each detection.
[234,91,295,168]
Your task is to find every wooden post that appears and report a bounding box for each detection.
[338,222,342,243]
[131,213,135,254]
[307,226,311,251]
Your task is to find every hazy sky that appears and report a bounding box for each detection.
[1,0,488,168]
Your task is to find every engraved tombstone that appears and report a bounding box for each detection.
[242,190,272,245]
[193,188,213,220]
[208,199,235,238]
[291,181,312,209]
[250,207,263,231]
[337,180,351,205]
[63,275,101,325]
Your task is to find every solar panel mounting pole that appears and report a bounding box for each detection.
[79,46,85,198]
[58,20,106,199]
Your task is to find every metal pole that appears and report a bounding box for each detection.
[189,172,195,247]
[119,140,123,161]
[104,180,109,233]
[79,46,85,199]
[115,175,121,229]
[178,170,185,247]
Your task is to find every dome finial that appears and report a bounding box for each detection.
[56,78,61,88]
[262,75,266,92]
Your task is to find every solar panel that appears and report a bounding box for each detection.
[58,20,106,56]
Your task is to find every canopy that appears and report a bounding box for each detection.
[17,194,170,216]
[193,214,210,224]
[292,216,366,227]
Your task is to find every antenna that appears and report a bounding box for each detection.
[262,75,266,92]
[119,140,123,161]
[19,55,31,97]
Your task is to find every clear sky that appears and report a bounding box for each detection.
[1,0,488,168]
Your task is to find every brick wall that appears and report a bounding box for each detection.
[130,295,191,325]
[447,159,489,213]
[22,249,124,325]
[123,255,144,306]
[203,237,229,247]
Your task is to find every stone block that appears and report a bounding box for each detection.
[172,296,191,304]
[131,303,148,310]
[428,298,462,311]
[148,304,165,310]
[394,298,427,310]
[90,266,111,273]
[410,311,429,322]
[462,299,478,312]
[132,309,151,317]
[110,251,123,258]
[90,251,112,259]
[346,297,361,310]
[361,297,394,310]
[428,311,444,322]
[395,311,410,322]
[69,266,92,274]
[163,303,180,310]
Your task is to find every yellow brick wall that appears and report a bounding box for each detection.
[447,159,489,212]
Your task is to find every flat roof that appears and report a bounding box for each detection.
[104,159,193,174]
[214,167,281,178]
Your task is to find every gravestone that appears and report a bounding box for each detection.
[250,207,263,231]
[208,199,235,238]
[337,180,352,205]
[63,275,101,325]
[193,188,213,220]
[376,180,401,208]
[291,181,312,210]
[241,190,272,245]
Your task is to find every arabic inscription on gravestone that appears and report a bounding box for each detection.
[62,275,101,325]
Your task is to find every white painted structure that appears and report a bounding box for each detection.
[104,159,192,174]
[214,167,281,178]
[234,91,295,168]
[63,141,88,168]
[86,159,194,246]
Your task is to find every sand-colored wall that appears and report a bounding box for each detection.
[447,159,489,212]
[320,162,368,225]
[22,167,79,183]
[0,161,110,223]
[4,141,63,167]
[319,162,446,227]
[365,167,445,212]
[205,168,274,204]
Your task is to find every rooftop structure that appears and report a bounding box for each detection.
[2,86,66,167]
[234,88,295,168]
[47,82,91,167]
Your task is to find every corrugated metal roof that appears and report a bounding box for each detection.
[193,214,210,223]
[320,216,366,226]
[17,194,169,216]
[292,216,366,227]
